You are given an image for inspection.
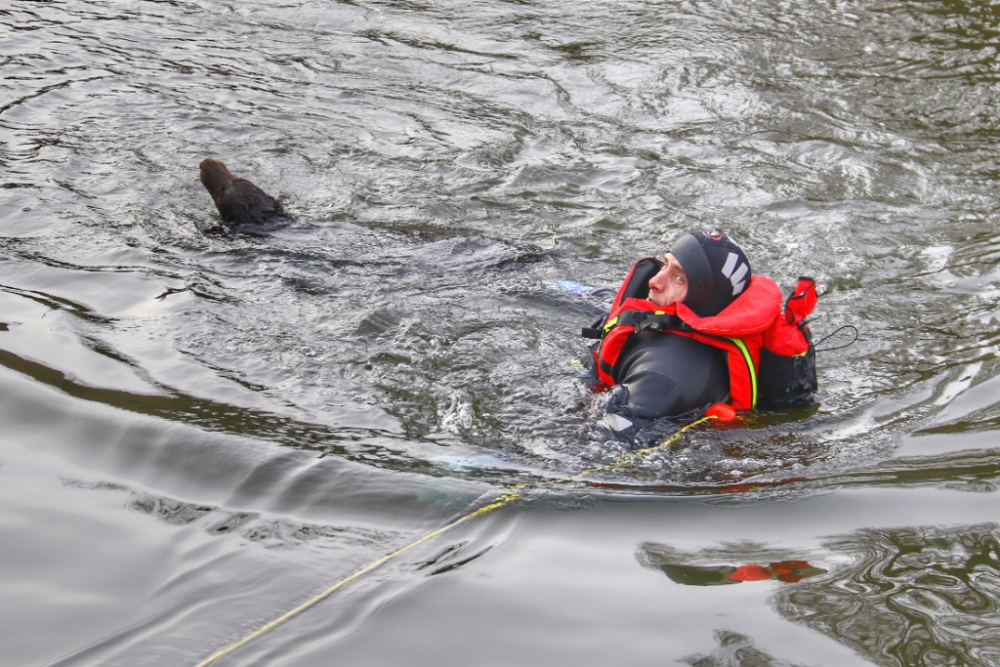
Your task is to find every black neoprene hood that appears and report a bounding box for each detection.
[669,231,753,317]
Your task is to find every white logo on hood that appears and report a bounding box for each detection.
[720,252,749,296]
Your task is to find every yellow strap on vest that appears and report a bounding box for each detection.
[727,337,757,409]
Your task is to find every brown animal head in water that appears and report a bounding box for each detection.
[199,158,292,231]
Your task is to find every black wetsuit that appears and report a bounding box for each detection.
[610,331,729,422]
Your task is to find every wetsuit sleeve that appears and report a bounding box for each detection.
[612,332,729,422]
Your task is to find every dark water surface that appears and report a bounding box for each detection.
[4,0,1000,665]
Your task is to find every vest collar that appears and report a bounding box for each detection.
[674,276,782,337]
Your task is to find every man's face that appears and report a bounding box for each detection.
[647,252,688,307]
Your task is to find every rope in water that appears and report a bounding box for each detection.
[194,414,713,667]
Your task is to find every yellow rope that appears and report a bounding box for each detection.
[551,415,712,483]
[194,416,712,667]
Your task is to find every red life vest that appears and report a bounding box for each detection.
[585,258,818,411]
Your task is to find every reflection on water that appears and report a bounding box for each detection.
[780,524,1000,667]
[641,522,1000,667]
[681,630,808,667]
[639,541,827,587]
[658,560,825,587]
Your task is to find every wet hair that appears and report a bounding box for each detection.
[669,231,752,316]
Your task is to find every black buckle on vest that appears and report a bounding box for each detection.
[646,314,684,332]
[580,310,685,341]
[620,310,682,334]
[581,315,607,340]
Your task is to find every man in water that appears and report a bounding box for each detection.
[586,230,816,438]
